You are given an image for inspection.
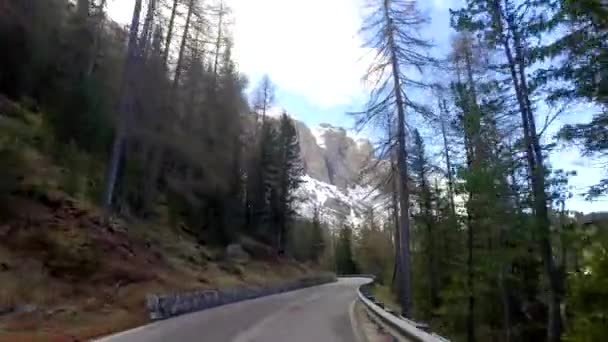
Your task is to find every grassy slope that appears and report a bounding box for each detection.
[372,284,401,313]
[0,100,316,341]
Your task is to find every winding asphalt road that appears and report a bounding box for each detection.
[95,277,370,342]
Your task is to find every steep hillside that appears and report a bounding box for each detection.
[0,101,318,342]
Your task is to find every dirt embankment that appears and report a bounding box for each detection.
[0,191,314,342]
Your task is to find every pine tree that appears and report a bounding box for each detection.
[452,1,565,339]
[254,117,278,236]
[271,113,304,252]
[537,0,607,188]
[356,208,395,283]
[163,0,180,65]
[534,0,607,106]
[336,224,358,275]
[246,76,277,233]
[443,30,524,341]
[410,129,440,310]
[355,0,434,317]
[310,205,326,262]
[252,75,276,124]
[102,0,143,210]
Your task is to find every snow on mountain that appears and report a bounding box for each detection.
[309,124,342,149]
[258,112,390,229]
[310,126,328,149]
[266,106,288,119]
[356,138,371,150]
[295,175,390,229]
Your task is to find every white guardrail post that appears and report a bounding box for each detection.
[356,277,450,342]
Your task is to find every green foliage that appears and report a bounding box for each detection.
[46,78,114,155]
[0,115,30,198]
[42,234,101,280]
[270,113,304,250]
[567,236,608,341]
[0,147,25,200]
[355,220,394,284]
[248,111,303,250]
[0,0,115,156]
[309,206,326,262]
[533,0,607,105]
[287,216,328,263]
[373,284,401,312]
[53,142,104,202]
[335,224,358,275]
[1,0,606,339]
[0,0,267,251]
[15,228,101,280]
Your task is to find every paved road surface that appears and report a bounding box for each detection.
[95,277,370,342]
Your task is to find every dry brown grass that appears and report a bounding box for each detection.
[0,191,315,341]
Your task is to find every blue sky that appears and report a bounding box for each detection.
[108,0,606,213]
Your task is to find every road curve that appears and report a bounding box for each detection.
[95,277,371,342]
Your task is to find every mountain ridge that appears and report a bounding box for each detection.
[291,117,388,228]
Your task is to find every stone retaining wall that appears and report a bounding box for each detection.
[146,273,336,320]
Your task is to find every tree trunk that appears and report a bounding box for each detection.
[390,150,401,293]
[439,99,457,217]
[426,211,439,310]
[141,147,162,216]
[385,5,412,316]
[499,226,512,342]
[173,0,195,93]
[139,0,157,57]
[141,0,180,216]
[513,24,563,342]
[163,0,180,65]
[491,1,562,340]
[102,0,143,209]
[213,1,224,76]
[142,0,193,216]
[463,122,476,342]
[85,0,107,77]
[387,115,401,292]
[419,160,439,309]
[460,40,480,342]
[466,207,475,342]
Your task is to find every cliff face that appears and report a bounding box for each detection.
[293,121,330,184]
[295,122,373,189]
[292,121,388,227]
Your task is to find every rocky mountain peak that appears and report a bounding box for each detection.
[295,121,373,190]
[292,118,389,227]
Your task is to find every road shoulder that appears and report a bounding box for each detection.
[352,300,400,342]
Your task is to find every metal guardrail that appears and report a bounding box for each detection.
[147,273,337,320]
[356,279,450,342]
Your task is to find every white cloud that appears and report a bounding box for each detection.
[230,0,371,108]
[107,0,371,108]
[106,0,135,26]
